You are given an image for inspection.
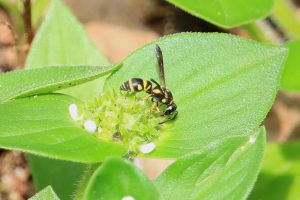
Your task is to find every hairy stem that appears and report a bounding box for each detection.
[73,163,100,200]
[243,21,282,44]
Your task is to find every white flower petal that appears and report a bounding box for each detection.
[68,104,78,120]
[122,196,135,200]
[249,135,256,144]
[139,142,156,154]
[84,119,97,133]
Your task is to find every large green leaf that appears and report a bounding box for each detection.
[166,0,274,28]
[84,157,161,200]
[0,65,117,103]
[105,33,287,158]
[0,94,126,162]
[28,155,86,200]
[281,40,300,91]
[29,186,60,200]
[25,0,109,100]
[249,141,300,200]
[155,128,265,200]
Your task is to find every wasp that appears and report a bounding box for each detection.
[120,44,178,123]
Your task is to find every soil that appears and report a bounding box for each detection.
[0,0,300,199]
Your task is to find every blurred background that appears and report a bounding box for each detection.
[0,0,300,199]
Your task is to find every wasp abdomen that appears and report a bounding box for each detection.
[120,78,152,93]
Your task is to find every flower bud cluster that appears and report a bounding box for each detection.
[70,91,164,155]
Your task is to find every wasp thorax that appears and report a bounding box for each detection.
[71,91,163,155]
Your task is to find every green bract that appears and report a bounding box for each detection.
[29,186,60,200]
[0,65,118,103]
[167,0,274,28]
[155,128,265,200]
[84,157,161,200]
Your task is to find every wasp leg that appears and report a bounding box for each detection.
[150,101,157,113]
[155,101,161,112]
[143,94,152,101]
[159,111,178,124]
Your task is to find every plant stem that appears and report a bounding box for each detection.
[272,0,300,39]
[23,0,34,44]
[243,21,282,44]
[73,163,100,200]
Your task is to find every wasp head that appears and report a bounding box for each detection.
[164,102,177,115]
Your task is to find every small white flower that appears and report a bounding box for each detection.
[84,119,97,133]
[122,196,135,200]
[69,104,78,120]
[249,135,256,144]
[139,142,156,154]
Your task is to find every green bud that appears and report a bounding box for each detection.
[76,91,167,156]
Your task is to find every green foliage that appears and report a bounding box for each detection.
[0,33,286,161]
[0,65,118,102]
[106,33,287,158]
[155,128,265,200]
[167,0,274,28]
[84,157,160,200]
[0,94,125,162]
[29,186,60,200]
[281,39,300,91]
[23,0,111,199]
[25,0,109,100]
[0,0,289,198]
[250,141,300,200]
[28,155,86,200]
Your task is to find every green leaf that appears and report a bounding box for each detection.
[105,33,287,158]
[25,0,109,100]
[155,128,265,200]
[29,186,60,200]
[249,141,300,200]
[166,0,274,28]
[281,40,300,91]
[0,65,117,103]
[0,94,126,162]
[84,157,161,200]
[28,155,86,200]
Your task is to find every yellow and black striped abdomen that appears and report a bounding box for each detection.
[120,78,152,93]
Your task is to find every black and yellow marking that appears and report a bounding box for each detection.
[120,44,178,124]
[120,78,152,93]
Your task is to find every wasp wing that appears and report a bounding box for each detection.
[154,44,166,87]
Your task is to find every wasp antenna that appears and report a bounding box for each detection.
[150,78,160,86]
[155,44,161,54]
